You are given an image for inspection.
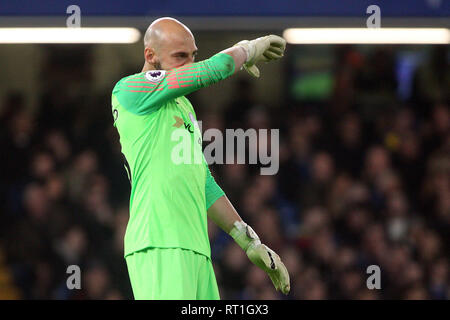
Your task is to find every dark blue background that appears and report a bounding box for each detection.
[0,0,448,17]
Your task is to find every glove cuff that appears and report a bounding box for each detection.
[229,221,261,252]
[233,41,252,64]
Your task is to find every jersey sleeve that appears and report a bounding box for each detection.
[205,161,225,210]
[112,52,235,115]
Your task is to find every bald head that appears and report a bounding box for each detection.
[142,17,198,71]
[144,17,194,50]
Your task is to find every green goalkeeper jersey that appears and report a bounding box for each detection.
[111,53,235,259]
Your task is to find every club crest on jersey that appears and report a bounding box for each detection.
[145,70,166,83]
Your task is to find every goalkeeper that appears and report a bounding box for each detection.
[111,17,290,299]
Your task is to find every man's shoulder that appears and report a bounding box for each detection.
[112,72,151,106]
[113,72,145,91]
[111,70,173,116]
[112,70,169,94]
[111,72,146,114]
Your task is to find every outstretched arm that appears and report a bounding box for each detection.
[112,35,286,116]
[113,52,237,115]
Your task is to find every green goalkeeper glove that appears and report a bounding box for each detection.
[230,220,290,295]
[234,35,286,78]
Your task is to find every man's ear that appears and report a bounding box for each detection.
[144,47,157,65]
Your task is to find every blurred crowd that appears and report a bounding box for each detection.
[0,44,448,300]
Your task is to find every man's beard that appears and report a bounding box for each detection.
[154,61,162,70]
